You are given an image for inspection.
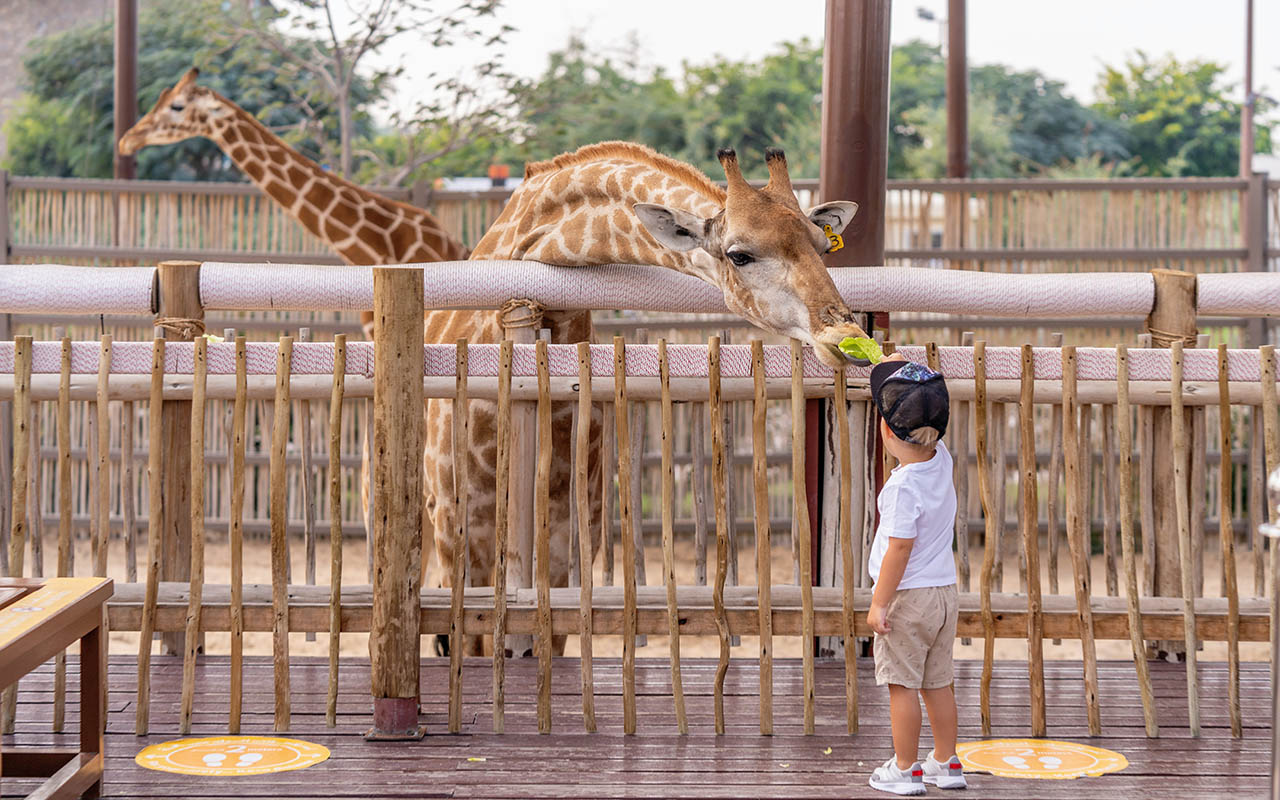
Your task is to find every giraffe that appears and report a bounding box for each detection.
[118,68,470,335]
[423,141,868,654]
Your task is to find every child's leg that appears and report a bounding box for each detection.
[920,685,958,759]
[888,684,922,768]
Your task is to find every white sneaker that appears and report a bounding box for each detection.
[923,750,967,789]
[869,756,927,796]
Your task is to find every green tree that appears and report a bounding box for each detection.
[901,96,1019,178]
[887,40,945,178]
[1093,52,1274,176]
[3,0,380,180]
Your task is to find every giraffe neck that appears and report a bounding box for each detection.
[206,103,467,265]
[469,144,724,281]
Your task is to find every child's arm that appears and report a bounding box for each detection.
[868,537,915,634]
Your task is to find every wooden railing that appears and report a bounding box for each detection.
[1,262,1278,742]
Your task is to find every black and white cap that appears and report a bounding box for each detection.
[869,360,950,445]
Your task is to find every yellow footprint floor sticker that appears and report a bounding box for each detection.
[956,739,1128,780]
[136,736,330,777]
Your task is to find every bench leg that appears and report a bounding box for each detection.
[79,624,103,799]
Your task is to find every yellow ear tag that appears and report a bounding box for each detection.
[823,224,844,253]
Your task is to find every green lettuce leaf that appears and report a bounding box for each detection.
[838,336,884,364]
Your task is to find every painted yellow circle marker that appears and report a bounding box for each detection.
[956,739,1128,780]
[136,737,330,777]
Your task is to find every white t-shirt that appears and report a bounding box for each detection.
[868,441,958,590]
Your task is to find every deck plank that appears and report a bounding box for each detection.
[0,656,1268,799]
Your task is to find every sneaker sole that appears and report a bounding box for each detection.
[868,777,927,796]
[924,775,968,789]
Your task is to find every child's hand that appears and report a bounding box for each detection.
[881,352,906,363]
[867,602,891,635]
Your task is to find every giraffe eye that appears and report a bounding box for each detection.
[169,103,185,112]
[727,251,754,267]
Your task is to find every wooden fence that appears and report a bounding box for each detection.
[1,262,1278,742]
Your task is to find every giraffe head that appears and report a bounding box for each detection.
[634,148,866,366]
[118,68,232,155]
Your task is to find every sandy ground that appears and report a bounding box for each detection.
[66,530,1267,664]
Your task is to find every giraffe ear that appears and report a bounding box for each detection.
[633,203,708,253]
[808,201,858,236]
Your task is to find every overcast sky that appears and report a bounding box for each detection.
[357,0,1275,149]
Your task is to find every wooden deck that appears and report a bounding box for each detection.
[0,656,1271,798]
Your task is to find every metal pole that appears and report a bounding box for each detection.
[1240,0,1254,179]
[946,0,968,180]
[114,0,137,180]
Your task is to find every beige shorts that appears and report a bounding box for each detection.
[873,584,958,689]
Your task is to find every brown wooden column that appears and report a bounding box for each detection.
[946,0,968,180]
[816,0,892,653]
[367,266,426,739]
[155,260,201,656]
[113,0,137,180]
[1146,269,1197,656]
[820,0,890,266]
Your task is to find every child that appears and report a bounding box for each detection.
[865,354,965,796]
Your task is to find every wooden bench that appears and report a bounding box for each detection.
[0,577,113,800]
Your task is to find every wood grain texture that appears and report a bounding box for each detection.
[751,340,772,736]
[708,337,730,735]
[974,341,996,735]
[1063,346,1102,736]
[179,337,207,734]
[1116,345,1159,738]
[326,335,346,728]
[54,337,72,733]
[613,337,637,735]
[659,340,687,734]
[94,335,111,578]
[1019,345,1045,737]
[834,364,857,735]
[136,339,164,734]
[534,339,552,735]
[450,340,471,734]
[492,340,513,733]
[2,337,31,732]
[369,268,424,726]
[270,337,293,731]
[790,340,815,736]
[1215,344,1240,738]
[1170,342,1200,737]
[575,342,596,733]
[230,337,247,734]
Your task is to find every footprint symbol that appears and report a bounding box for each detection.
[1001,755,1031,770]
[203,753,227,767]
[236,753,264,768]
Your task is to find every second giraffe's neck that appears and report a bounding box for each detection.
[207,104,466,265]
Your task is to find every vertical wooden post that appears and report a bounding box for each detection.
[269,338,293,732]
[1244,172,1268,347]
[156,260,202,656]
[367,267,425,740]
[507,321,538,659]
[1019,345,1045,737]
[751,340,773,736]
[575,342,596,733]
[113,0,138,180]
[708,337,731,735]
[1145,269,1196,657]
[613,337,638,735]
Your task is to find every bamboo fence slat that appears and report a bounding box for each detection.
[574,342,595,733]
[179,337,207,735]
[326,335,346,728]
[614,337,637,736]
[1216,344,1241,738]
[708,337,730,735]
[751,340,772,736]
[1170,342,1200,737]
[492,340,512,734]
[449,340,470,734]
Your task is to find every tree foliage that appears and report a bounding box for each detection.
[1093,52,1274,176]
[2,0,380,180]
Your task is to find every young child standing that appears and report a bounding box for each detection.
[865,354,966,796]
